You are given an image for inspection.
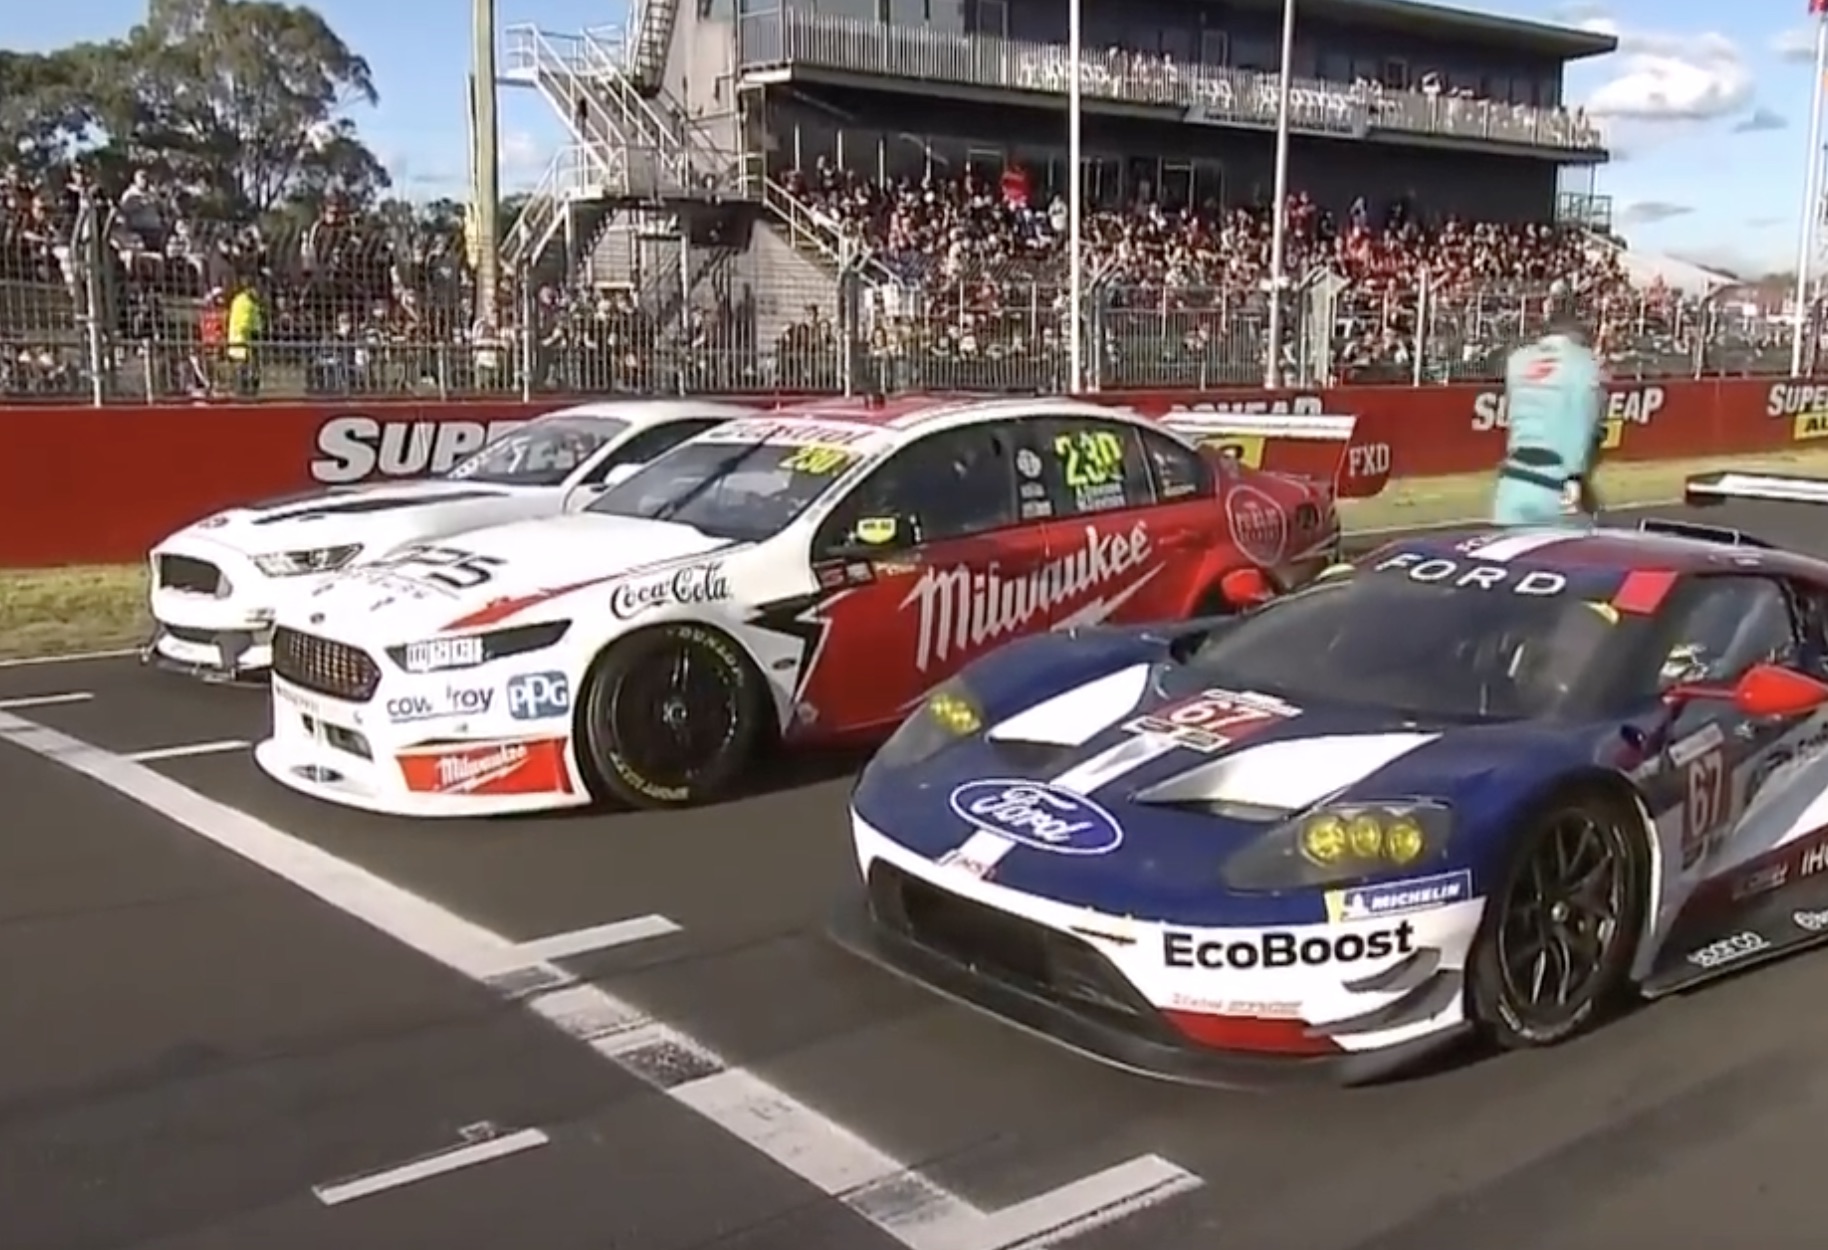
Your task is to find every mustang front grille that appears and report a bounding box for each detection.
[271,627,380,702]
[157,554,224,595]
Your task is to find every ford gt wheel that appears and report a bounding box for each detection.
[580,624,767,810]
[1469,786,1647,1049]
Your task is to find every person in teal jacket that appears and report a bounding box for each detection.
[1491,311,1604,526]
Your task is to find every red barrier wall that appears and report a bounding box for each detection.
[6,379,1825,567]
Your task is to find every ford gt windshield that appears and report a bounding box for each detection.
[446,417,629,486]
[587,428,870,540]
[1188,556,1643,722]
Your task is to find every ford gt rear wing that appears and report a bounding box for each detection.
[1685,471,1828,509]
[1155,411,1390,499]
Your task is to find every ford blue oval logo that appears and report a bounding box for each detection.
[947,779,1124,855]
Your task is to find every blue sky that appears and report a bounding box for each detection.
[7,0,1822,274]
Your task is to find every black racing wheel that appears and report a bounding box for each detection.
[1468,784,1648,1049]
[579,624,768,809]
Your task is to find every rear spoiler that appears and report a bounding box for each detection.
[1685,471,1828,509]
[1155,412,1389,499]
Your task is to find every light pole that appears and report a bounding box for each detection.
[1263,0,1297,389]
[1792,4,1828,377]
[1067,0,1084,391]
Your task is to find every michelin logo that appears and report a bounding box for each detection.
[1325,869,1473,922]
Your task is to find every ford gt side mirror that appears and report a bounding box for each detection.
[1733,664,1828,718]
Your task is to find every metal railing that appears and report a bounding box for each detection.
[0,199,1803,403]
[737,10,1606,153]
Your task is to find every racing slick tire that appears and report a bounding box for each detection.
[1468,782,1648,1050]
[578,623,769,810]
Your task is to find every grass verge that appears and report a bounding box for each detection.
[9,446,1828,661]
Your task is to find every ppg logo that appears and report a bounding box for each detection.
[507,671,571,721]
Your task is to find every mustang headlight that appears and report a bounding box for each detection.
[1222,799,1453,891]
[386,621,571,674]
[872,678,984,770]
[253,545,364,577]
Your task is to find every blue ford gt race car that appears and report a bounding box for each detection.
[830,473,1828,1085]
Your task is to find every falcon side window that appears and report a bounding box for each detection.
[1030,417,1154,519]
[1139,428,1212,503]
[812,425,1019,556]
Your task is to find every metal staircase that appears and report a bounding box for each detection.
[501,20,903,292]
[502,145,622,276]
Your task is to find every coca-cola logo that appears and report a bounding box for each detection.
[609,562,731,620]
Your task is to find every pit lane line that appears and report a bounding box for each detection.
[0,708,1202,1250]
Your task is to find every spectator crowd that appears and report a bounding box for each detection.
[0,155,1795,401]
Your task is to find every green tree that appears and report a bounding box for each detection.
[0,0,391,225]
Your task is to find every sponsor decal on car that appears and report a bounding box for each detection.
[1373,551,1568,596]
[1224,483,1289,567]
[396,738,574,797]
[1161,921,1417,969]
[904,521,1153,671]
[1324,869,1473,922]
[385,685,495,724]
[1685,931,1770,970]
[507,671,571,721]
[403,636,485,673]
[1124,688,1300,753]
[1793,909,1828,934]
[947,779,1124,855]
[609,561,731,621]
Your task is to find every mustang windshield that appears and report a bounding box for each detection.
[1189,560,1640,721]
[586,427,871,540]
[446,417,629,486]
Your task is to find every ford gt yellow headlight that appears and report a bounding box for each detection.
[1228,800,1452,890]
[871,678,984,770]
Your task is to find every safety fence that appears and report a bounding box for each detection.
[0,198,1807,403]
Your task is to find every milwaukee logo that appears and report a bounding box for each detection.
[436,743,529,792]
[903,522,1151,671]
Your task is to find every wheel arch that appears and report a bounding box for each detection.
[1513,766,1666,978]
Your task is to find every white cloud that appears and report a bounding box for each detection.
[1619,200,1693,226]
[1576,21,1753,122]
[1773,26,1819,63]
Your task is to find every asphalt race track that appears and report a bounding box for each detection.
[10,499,1828,1250]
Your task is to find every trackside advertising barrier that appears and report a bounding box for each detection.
[5,377,1827,567]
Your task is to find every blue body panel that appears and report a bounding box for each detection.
[855,626,1644,929]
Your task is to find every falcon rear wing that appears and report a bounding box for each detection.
[1685,471,1828,509]
[1155,411,1390,499]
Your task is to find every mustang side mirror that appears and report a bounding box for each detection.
[1665,663,1828,719]
[1219,566,1273,608]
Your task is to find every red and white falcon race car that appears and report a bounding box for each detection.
[145,400,747,680]
[253,395,1385,815]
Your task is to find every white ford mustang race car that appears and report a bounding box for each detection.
[252,394,1367,816]
[145,400,748,680]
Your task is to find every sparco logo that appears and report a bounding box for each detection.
[1162,921,1416,969]
[609,563,731,620]
[903,522,1151,671]
[313,416,528,484]
[1471,386,1664,431]
[1769,383,1828,417]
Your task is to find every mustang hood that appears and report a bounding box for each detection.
[296,513,744,638]
[167,480,543,555]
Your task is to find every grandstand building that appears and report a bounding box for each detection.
[501,0,1617,384]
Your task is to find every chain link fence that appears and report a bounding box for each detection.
[0,198,1812,402]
